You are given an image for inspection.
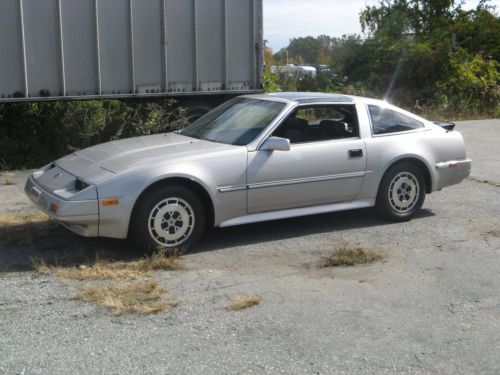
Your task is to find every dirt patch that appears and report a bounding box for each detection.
[467,176,500,188]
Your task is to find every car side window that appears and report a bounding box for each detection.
[368,105,424,135]
[272,105,359,144]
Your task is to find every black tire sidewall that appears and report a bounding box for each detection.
[376,163,426,221]
[131,184,206,254]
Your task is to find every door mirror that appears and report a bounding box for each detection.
[260,136,291,152]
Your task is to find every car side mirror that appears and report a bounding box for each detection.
[260,136,291,152]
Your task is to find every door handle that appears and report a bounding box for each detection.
[349,149,363,158]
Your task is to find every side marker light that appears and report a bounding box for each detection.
[102,198,119,206]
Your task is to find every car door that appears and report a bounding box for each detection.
[246,104,367,214]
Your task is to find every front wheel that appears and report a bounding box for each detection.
[130,184,206,254]
[375,163,426,221]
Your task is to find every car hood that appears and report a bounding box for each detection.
[56,132,237,182]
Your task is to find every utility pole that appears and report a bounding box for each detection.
[282,49,289,65]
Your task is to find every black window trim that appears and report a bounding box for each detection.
[272,103,361,146]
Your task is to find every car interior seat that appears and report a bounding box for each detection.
[319,120,349,139]
[279,117,309,143]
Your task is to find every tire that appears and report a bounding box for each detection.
[130,184,206,254]
[375,162,426,222]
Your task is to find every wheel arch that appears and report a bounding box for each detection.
[382,156,433,194]
[128,177,215,237]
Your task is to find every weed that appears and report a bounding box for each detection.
[226,295,261,311]
[0,159,15,185]
[75,281,177,315]
[484,229,500,238]
[321,241,383,267]
[1,173,15,185]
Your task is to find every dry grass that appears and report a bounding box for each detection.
[484,229,500,238]
[33,251,183,281]
[226,295,261,311]
[0,212,49,226]
[34,250,183,316]
[321,241,384,267]
[0,159,14,185]
[33,259,138,280]
[131,250,184,272]
[75,280,177,315]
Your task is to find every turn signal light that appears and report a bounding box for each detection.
[102,198,119,206]
[49,203,59,212]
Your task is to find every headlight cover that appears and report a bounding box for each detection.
[75,178,90,191]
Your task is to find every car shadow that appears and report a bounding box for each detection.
[0,208,435,273]
[193,207,435,253]
[0,220,137,273]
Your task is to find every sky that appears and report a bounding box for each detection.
[264,0,500,51]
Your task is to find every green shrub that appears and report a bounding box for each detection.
[263,71,280,93]
[0,100,186,169]
[438,50,500,116]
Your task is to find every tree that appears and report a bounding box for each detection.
[286,36,321,64]
[350,0,499,110]
[263,40,274,71]
[267,0,499,117]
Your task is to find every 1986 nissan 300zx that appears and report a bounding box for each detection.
[26,93,471,251]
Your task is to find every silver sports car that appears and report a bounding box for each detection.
[25,93,471,251]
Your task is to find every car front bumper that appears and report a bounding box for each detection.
[25,176,99,237]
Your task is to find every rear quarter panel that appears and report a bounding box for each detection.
[357,126,468,200]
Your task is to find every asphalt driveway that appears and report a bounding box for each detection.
[0,120,499,375]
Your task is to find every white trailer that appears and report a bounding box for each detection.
[0,0,263,106]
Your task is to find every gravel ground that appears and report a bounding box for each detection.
[0,120,499,375]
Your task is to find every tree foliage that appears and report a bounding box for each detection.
[270,0,499,118]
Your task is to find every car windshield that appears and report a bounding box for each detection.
[180,98,286,146]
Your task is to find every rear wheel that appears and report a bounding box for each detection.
[376,163,426,221]
[130,184,206,254]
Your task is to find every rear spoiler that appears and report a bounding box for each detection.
[432,121,455,131]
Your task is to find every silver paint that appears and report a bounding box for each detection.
[25,93,472,241]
